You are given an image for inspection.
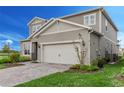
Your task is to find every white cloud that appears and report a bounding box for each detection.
[0,39,13,50]
[4,39,13,45]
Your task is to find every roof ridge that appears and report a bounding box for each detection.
[59,7,103,19]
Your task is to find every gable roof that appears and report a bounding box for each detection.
[28,18,54,39]
[101,9,118,31]
[27,16,46,26]
[32,18,92,38]
[59,7,103,19]
[59,7,118,31]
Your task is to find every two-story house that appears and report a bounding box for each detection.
[20,7,118,65]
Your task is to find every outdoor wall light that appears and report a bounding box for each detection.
[38,44,40,48]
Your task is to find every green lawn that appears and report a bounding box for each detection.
[0,56,8,69]
[16,58,124,87]
[0,64,6,69]
[0,56,9,60]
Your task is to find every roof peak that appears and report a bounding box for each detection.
[27,16,46,25]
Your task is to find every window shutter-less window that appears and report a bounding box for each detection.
[90,14,96,25]
[84,13,96,25]
[84,16,89,25]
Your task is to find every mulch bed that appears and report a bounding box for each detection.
[31,61,40,63]
[1,63,25,69]
[65,68,98,74]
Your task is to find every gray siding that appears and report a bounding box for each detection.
[99,37,118,57]
[99,13,118,56]
[90,33,99,62]
[42,21,81,35]
[62,10,100,32]
[101,13,117,43]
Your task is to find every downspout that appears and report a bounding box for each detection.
[88,28,93,65]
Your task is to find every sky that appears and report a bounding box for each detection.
[0,6,124,51]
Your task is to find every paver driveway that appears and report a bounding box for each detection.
[0,62,70,87]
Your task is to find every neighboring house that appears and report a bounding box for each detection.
[20,7,118,65]
[119,48,124,56]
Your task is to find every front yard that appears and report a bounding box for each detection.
[0,55,8,60]
[16,57,124,87]
[0,54,31,69]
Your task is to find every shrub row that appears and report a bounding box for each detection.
[19,56,31,62]
[91,57,112,68]
[0,53,31,64]
[0,57,11,64]
[70,64,99,71]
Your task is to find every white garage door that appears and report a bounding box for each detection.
[43,43,80,64]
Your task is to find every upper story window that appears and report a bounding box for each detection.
[84,13,96,26]
[105,19,108,32]
[32,24,41,33]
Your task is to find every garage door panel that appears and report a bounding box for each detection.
[43,43,80,64]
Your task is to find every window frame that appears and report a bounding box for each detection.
[84,13,96,26]
[84,15,89,25]
[32,24,41,33]
[105,19,108,32]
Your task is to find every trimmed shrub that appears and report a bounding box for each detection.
[80,65,99,71]
[70,64,80,69]
[97,58,106,68]
[92,57,106,68]
[10,53,20,63]
[19,56,31,62]
[104,57,110,63]
[118,56,122,60]
[91,58,100,66]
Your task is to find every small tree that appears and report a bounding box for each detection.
[10,53,20,63]
[73,33,87,65]
[2,44,10,54]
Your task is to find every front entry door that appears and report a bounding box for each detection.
[32,42,38,61]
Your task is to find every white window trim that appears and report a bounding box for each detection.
[32,24,41,33]
[90,14,96,25]
[84,15,89,25]
[84,13,96,26]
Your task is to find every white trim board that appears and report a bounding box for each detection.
[58,19,91,29]
[33,19,56,38]
[103,36,117,44]
[42,28,85,36]
[28,18,54,39]
[41,40,81,45]
[33,18,91,38]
